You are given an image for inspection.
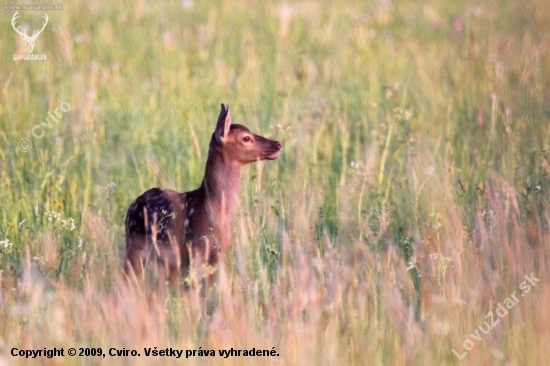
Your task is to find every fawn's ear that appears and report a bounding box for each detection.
[215,103,232,143]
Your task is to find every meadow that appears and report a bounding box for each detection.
[1,0,550,364]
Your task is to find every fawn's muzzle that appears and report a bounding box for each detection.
[264,141,282,160]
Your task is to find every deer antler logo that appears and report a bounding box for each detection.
[11,11,49,54]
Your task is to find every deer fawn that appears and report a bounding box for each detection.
[124,104,281,294]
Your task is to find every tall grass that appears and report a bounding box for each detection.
[1,0,550,364]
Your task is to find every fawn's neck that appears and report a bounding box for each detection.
[198,147,242,219]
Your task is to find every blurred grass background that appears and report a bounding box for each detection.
[1,0,550,364]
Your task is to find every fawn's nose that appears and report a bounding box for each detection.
[275,142,282,150]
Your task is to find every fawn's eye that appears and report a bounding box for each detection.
[243,136,252,142]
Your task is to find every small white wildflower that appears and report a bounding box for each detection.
[392,107,413,121]
[481,209,497,229]
[0,239,13,258]
[60,218,76,231]
[350,161,367,176]
[428,253,454,265]
[45,210,61,222]
[406,256,418,271]
[0,239,12,250]
[32,256,44,267]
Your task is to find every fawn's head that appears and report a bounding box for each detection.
[210,104,282,165]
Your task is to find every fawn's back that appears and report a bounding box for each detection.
[124,104,281,289]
